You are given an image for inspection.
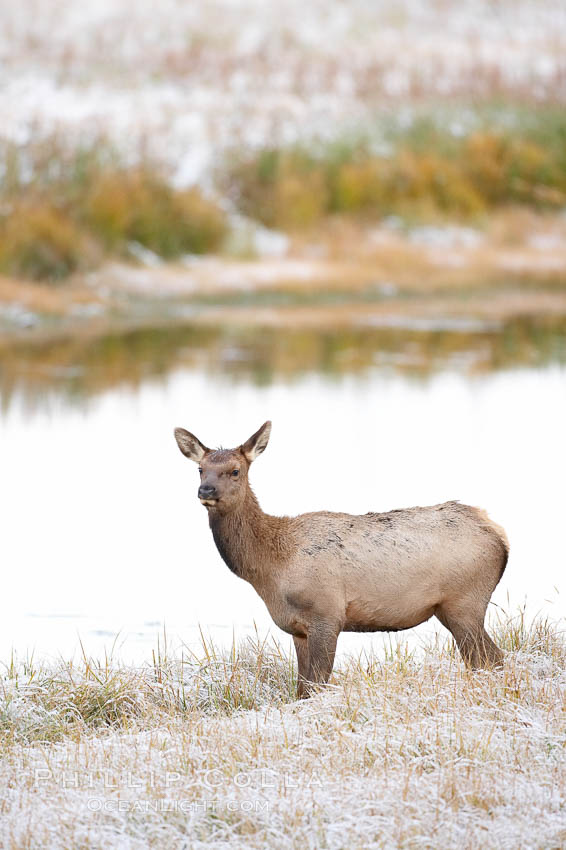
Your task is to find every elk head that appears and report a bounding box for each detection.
[174,421,271,513]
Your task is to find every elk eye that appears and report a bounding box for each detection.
[231,469,239,478]
[198,468,203,475]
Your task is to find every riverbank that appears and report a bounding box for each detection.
[1,613,564,848]
[2,211,566,347]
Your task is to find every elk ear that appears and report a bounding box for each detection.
[174,428,209,463]
[241,421,272,463]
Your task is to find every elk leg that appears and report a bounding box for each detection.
[436,602,504,669]
[293,635,310,700]
[474,627,504,668]
[301,622,339,698]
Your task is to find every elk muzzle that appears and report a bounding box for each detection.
[198,484,218,505]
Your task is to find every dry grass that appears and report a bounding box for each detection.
[223,116,566,230]
[1,612,565,848]
[3,107,566,283]
[0,203,97,281]
[0,140,227,282]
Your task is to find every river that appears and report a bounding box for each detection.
[1,318,565,662]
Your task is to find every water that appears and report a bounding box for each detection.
[1,320,565,663]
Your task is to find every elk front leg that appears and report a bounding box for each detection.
[293,635,310,699]
[300,621,339,699]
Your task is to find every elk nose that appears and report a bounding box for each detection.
[198,484,217,500]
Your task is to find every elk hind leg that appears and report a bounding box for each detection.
[436,601,503,669]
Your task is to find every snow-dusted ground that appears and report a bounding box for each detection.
[1,0,565,185]
[1,620,565,849]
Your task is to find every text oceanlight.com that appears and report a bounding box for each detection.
[86,799,270,813]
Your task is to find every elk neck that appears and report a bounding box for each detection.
[208,485,292,585]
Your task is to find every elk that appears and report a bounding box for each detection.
[174,421,508,698]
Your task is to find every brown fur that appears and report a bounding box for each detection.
[174,422,509,698]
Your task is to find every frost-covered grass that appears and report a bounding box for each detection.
[1,0,565,186]
[1,612,565,848]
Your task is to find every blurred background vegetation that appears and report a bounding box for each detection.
[0,140,227,280]
[1,109,566,281]
[1,0,565,282]
[225,110,566,228]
